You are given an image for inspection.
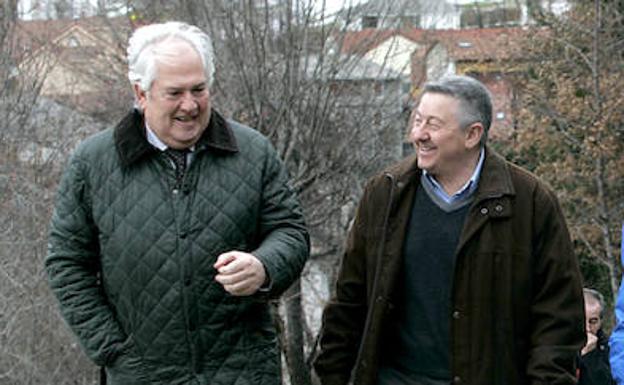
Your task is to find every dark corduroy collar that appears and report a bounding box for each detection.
[114,108,238,168]
[384,145,515,201]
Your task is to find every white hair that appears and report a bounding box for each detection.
[127,21,215,92]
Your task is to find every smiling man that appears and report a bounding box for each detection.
[314,75,585,385]
[45,22,309,385]
[134,39,211,149]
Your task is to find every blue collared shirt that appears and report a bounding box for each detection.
[422,148,485,205]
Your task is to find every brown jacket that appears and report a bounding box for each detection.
[314,147,585,385]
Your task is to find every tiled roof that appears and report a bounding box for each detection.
[339,27,536,62]
[304,54,404,80]
[9,17,133,116]
[11,16,132,62]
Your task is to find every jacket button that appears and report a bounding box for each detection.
[453,376,462,384]
[480,207,488,215]
[495,204,503,212]
[452,310,461,319]
[376,296,384,303]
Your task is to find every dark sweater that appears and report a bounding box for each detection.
[379,181,471,384]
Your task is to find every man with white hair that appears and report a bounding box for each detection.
[577,288,615,384]
[46,21,309,384]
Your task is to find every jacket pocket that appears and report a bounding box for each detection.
[105,335,152,385]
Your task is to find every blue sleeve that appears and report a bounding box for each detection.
[610,224,624,384]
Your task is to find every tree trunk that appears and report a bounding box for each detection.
[284,279,312,385]
[595,155,619,302]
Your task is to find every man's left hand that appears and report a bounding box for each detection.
[214,251,267,296]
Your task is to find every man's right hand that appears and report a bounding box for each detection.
[214,251,267,296]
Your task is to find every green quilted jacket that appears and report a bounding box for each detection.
[46,109,310,385]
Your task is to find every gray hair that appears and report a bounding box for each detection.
[423,75,492,146]
[127,21,215,93]
[583,288,606,318]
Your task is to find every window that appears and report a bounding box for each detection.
[460,7,521,28]
[362,16,379,29]
[66,36,80,47]
[373,112,382,125]
[374,81,384,95]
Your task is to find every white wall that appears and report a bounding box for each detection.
[363,35,420,77]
